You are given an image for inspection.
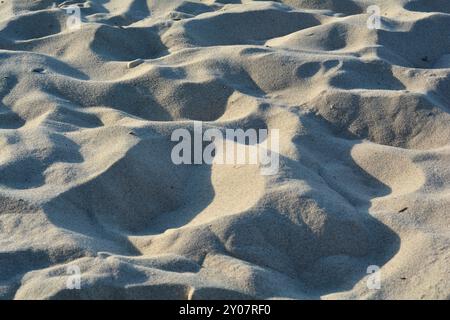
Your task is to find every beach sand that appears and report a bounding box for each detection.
[0,0,449,299]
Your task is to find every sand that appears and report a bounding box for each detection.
[0,0,449,300]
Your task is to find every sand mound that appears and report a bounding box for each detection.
[0,0,448,299]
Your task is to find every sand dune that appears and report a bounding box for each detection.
[0,0,449,299]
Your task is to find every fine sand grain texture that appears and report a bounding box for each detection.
[0,0,449,299]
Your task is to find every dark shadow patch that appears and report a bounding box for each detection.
[404,0,450,14]
[0,74,25,130]
[377,15,450,68]
[0,11,63,40]
[273,0,363,16]
[178,8,320,46]
[296,61,321,78]
[328,60,406,91]
[90,25,168,61]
